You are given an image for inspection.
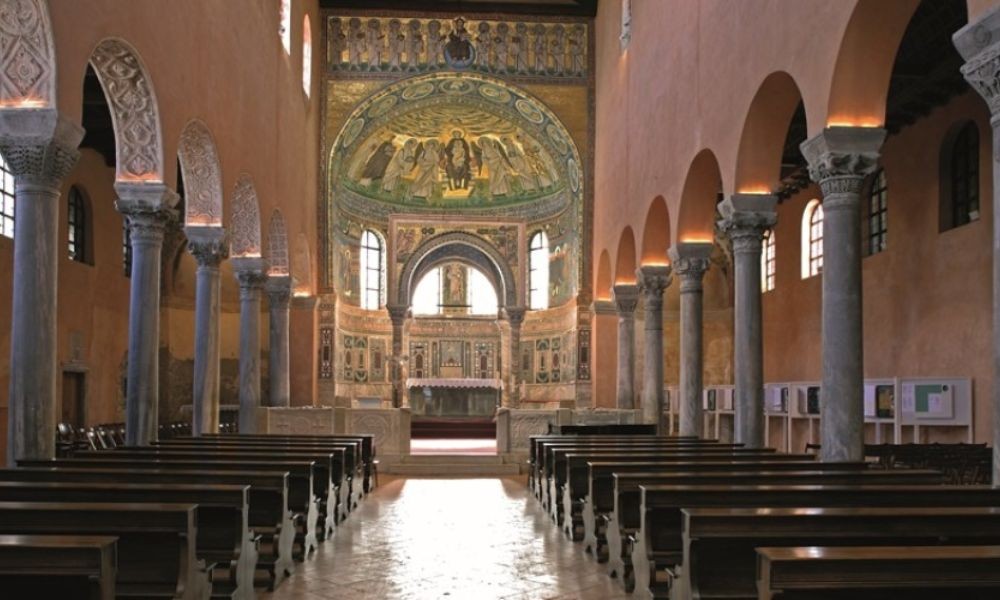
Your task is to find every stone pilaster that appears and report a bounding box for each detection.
[669,243,714,438]
[267,275,292,408]
[719,194,778,449]
[185,226,228,436]
[611,284,640,411]
[387,304,409,408]
[504,306,527,407]
[232,257,267,433]
[955,7,1000,486]
[801,127,885,462]
[116,182,179,446]
[637,266,672,433]
[0,109,83,464]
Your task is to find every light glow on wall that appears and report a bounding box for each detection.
[0,97,47,108]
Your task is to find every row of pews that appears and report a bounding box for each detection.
[0,431,375,599]
[529,429,1000,599]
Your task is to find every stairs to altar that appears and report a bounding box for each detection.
[381,453,524,477]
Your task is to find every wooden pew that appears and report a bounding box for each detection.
[158,438,365,509]
[75,447,341,539]
[585,459,856,558]
[0,501,205,600]
[22,457,319,560]
[680,507,1000,600]
[0,481,256,600]
[0,534,117,600]
[0,467,295,587]
[598,466,940,578]
[203,434,376,494]
[631,485,1000,600]
[756,545,1000,600]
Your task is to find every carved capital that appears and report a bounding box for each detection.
[955,10,1000,115]
[386,303,409,327]
[718,212,776,255]
[590,299,617,316]
[266,276,292,309]
[636,265,671,311]
[669,242,713,294]
[0,110,83,183]
[232,256,267,297]
[503,306,527,328]
[185,226,228,268]
[116,183,179,245]
[800,127,885,198]
[611,283,639,316]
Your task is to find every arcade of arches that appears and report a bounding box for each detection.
[5,0,1000,597]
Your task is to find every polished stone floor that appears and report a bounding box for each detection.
[263,477,631,599]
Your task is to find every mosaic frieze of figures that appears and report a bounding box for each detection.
[327,16,588,79]
[408,339,498,379]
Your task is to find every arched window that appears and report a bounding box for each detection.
[359,230,384,310]
[412,267,441,315]
[761,229,775,293]
[467,267,499,315]
[865,168,888,255]
[0,153,14,239]
[122,220,132,277]
[529,231,549,310]
[68,186,90,264]
[279,0,291,54]
[302,15,312,97]
[801,199,823,279]
[941,121,979,230]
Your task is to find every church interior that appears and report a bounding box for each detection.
[3,0,1000,598]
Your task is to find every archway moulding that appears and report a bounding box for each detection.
[177,118,223,227]
[0,0,56,107]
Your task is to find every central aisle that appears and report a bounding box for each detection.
[264,477,630,599]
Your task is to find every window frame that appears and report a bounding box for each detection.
[801,199,823,279]
[359,229,385,311]
[122,220,132,277]
[528,231,550,310]
[761,228,776,292]
[302,14,312,97]
[865,168,888,256]
[0,153,14,240]
[949,121,980,230]
[279,0,292,54]
[68,185,90,264]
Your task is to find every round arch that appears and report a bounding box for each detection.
[614,227,637,284]
[177,118,223,226]
[396,231,518,309]
[595,249,612,300]
[676,149,723,242]
[0,0,57,106]
[734,72,808,193]
[640,195,671,265]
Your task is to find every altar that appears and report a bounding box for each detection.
[406,378,503,417]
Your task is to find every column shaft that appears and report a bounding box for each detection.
[671,244,712,438]
[388,305,407,408]
[267,279,291,408]
[505,307,526,408]
[612,285,639,412]
[637,267,671,433]
[192,262,222,433]
[239,284,263,432]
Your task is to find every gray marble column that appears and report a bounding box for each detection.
[387,304,408,408]
[719,194,778,448]
[0,110,83,464]
[117,183,179,446]
[267,275,292,408]
[636,267,671,432]
[186,226,227,435]
[611,284,640,411]
[232,257,267,434]
[504,307,526,408]
[669,243,714,438]
[956,8,1000,486]
[801,127,885,462]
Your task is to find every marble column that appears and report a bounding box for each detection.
[801,127,885,462]
[267,275,292,408]
[719,194,778,448]
[0,110,83,464]
[117,183,179,446]
[669,243,714,438]
[186,226,228,435]
[504,307,526,407]
[956,8,1000,486]
[636,267,671,432]
[387,304,408,408]
[232,257,267,434]
[611,284,640,411]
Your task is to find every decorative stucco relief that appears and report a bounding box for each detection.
[178,119,223,226]
[230,174,261,257]
[0,0,55,104]
[268,208,290,276]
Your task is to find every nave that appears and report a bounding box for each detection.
[264,477,628,600]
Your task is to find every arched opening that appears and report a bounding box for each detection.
[528,230,550,310]
[939,120,981,231]
[411,263,499,316]
[676,149,723,242]
[359,229,385,310]
[595,249,612,301]
[614,227,637,284]
[801,199,824,279]
[302,15,313,97]
[640,196,671,265]
[280,0,292,54]
[67,185,92,265]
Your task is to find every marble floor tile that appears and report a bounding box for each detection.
[262,476,629,600]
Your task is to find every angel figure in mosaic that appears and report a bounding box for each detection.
[410,139,443,199]
[405,19,424,71]
[366,19,384,70]
[532,24,548,73]
[511,22,529,75]
[382,138,419,193]
[386,19,405,71]
[549,24,566,74]
[347,18,366,70]
[478,137,514,197]
[501,136,537,192]
[517,132,553,189]
[475,22,493,71]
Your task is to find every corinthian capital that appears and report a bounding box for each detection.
[636,265,672,303]
[232,256,267,295]
[185,225,228,268]
[800,127,885,198]
[503,306,527,327]
[387,303,410,326]
[955,9,1000,115]
[611,283,640,316]
[0,109,84,183]
[718,194,778,255]
[668,242,713,293]
[267,275,292,308]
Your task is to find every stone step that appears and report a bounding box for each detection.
[381,462,524,476]
[402,454,506,465]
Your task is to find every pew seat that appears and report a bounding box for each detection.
[0,534,117,600]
